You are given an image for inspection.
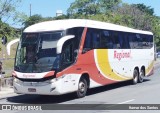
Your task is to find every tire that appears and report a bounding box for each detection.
[139,69,144,83]
[76,77,88,98]
[132,69,139,85]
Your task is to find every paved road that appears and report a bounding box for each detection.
[0,62,160,113]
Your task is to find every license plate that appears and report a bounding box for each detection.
[28,88,36,92]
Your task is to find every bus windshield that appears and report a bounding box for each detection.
[15,31,64,73]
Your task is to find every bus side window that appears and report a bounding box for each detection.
[118,32,130,49]
[100,30,112,49]
[118,33,123,49]
[92,29,100,49]
[148,35,153,48]
[129,33,138,49]
[136,34,143,49]
[142,34,153,49]
[66,27,84,58]
[112,31,120,49]
[83,30,93,53]
[61,39,74,67]
[124,34,130,49]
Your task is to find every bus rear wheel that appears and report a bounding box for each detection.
[76,77,88,98]
[139,69,144,83]
[132,69,139,85]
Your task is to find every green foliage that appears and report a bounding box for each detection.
[0,20,17,41]
[23,14,44,28]
[67,0,122,17]
[0,0,24,43]
[132,3,154,16]
[68,0,100,17]
[116,3,153,30]
[99,0,122,13]
[23,14,70,28]
[0,0,22,22]
[53,15,69,20]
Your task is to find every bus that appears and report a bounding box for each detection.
[13,19,154,98]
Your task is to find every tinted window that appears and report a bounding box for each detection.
[66,27,84,50]
[129,33,153,49]
[66,27,84,56]
[111,31,120,49]
[84,30,93,48]
[61,39,74,68]
[141,34,153,49]
[100,30,112,48]
[83,28,153,50]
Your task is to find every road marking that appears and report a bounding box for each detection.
[117,99,135,104]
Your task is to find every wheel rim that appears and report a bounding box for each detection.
[78,82,86,93]
[133,70,138,84]
[139,70,144,82]
[134,75,138,83]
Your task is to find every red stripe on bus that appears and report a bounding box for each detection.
[44,71,55,78]
[12,71,17,77]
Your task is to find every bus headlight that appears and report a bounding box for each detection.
[14,78,22,85]
[52,75,65,82]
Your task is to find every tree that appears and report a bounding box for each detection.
[132,3,154,16]
[116,3,153,30]
[53,15,68,20]
[68,0,101,18]
[68,0,122,18]
[23,14,44,28]
[99,0,122,13]
[0,0,25,42]
[152,16,160,48]
[0,20,17,41]
[22,14,57,28]
[0,0,22,22]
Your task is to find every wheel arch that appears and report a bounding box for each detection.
[134,67,140,76]
[141,66,146,76]
[81,73,90,89]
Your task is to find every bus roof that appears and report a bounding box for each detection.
[24,19,153,35]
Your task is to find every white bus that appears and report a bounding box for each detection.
[13,19,154,98]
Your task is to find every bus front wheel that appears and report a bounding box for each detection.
[76,77,88,98]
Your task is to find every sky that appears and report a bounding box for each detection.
[17,0,74,17]
[13,0,160,27]
[18,0,160,17]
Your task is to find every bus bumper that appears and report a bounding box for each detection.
[14,80,61,95]
[13,74,80,95]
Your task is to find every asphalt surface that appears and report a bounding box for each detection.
[0,61,160,113]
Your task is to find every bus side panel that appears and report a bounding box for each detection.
[94,49,132,83]
[107,48,154,79]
